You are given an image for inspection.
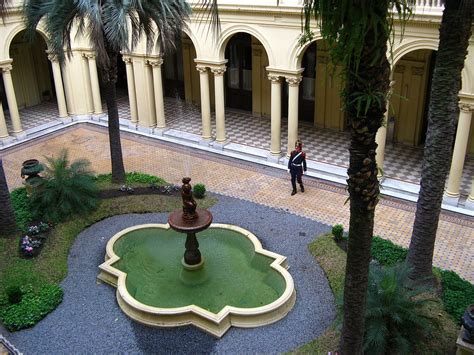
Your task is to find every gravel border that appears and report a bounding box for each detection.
[5,194,336,354]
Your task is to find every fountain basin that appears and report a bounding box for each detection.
[98,223,296,338]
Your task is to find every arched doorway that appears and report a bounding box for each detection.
[299,41,317,123]
[5,31,54,109]
[225,33,252,111]
[163,37,185,100]
[390,49,436,147]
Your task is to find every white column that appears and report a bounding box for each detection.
[149,58,166,129]
[376,81,395,178]
[83,53,103,114]
[47,54,68,118]
[444,102,473,204]
[0,101,9,138]
[375,112,388,177]
[211,65,226,143]
[197,65,212,141]
[2,64,23,135]
[286,76,302,156]
[269,74,282,157]
[123,56,138,125]
[466,178,474,210]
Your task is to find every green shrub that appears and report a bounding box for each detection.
[331,224,344,242]
[30,150,98,223]
[364,263,437,354]
[193,183,206,199]
[95,172,167,185]
[0,284,63,331]
[371,236,408,266]
[10,188,34,232]
[440,270,474,323]
[5,285,22,304]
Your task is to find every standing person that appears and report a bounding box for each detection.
[288,140,307,196]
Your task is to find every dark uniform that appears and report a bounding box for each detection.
[288,145,307,195]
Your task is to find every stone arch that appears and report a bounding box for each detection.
[181,27,202,59]
[289,33,324,70]
[216,24,274,66]
[4,24,49,61]
[461,63,473,95]
[390,39,439,72]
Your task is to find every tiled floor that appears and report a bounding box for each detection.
[2,125,472,282]
[6,96,473,196]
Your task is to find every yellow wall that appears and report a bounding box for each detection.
[390,49,432,147]
[251,37,271,117]
[10,32,53,109]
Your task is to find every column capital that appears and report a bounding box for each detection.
[268,74,281,83]
[285,76,302,86]
[83,52,96,60]
[210,66,226,76]
[196,65,208,73]
[459,102,474,113]
[46,51,58,62]
[122,56,133,64]
[147,57,164,67]
[1,64,13,73]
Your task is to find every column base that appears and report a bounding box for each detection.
[465,197,474,210]
[267,152,282,163]
[0,135,15,145]
[12,131,27,140]
[213,140,229,150]
[443,192,460,207]
[153,127,168,136]
[128,121,138,130]
[136,125,155,134]
[199,138,213,147]
[59,116,73,124]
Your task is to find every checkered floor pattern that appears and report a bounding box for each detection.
[5,97,473,197]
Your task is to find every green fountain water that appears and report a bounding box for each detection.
[112,227,286,314]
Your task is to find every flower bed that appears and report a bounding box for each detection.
[19,222,51,257]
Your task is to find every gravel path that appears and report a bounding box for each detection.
[4,195,335,354]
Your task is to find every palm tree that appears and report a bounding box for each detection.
[301,0,411,353]
[23,0,192,184]
[406,0,473,283]
[0,158,17,235]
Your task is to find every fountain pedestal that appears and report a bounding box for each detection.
[168,177,212,270]
[168,208,212,269]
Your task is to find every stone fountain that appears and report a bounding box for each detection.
[98,177,296,337]
[168,177,212,270]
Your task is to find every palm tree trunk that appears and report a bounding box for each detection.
[340,3,390,353]
[407,0,472,282]
[100,47,126,184]
[0,159,17,235]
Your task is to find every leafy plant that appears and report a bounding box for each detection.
[331,224,344,242]
[10,188,34,232]
[193,183,206,199]
[0,284,63,331]
[30,150,98,223]
[439,270,474,323]
[95,172,167,185]
[5,285,22,304]
[364,264,438,355]
[371,236,408,266]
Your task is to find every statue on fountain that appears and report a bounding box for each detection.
[181,177,198,220]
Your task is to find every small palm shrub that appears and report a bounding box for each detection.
[30,150,98,222]
[193,183,206,199]
[364,263,438,355]
[332,224,344,242]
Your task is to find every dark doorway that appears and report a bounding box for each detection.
[225,33,252,111]
[299,42,317,123]
[281,42,317,123]
[163,38,185,99]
